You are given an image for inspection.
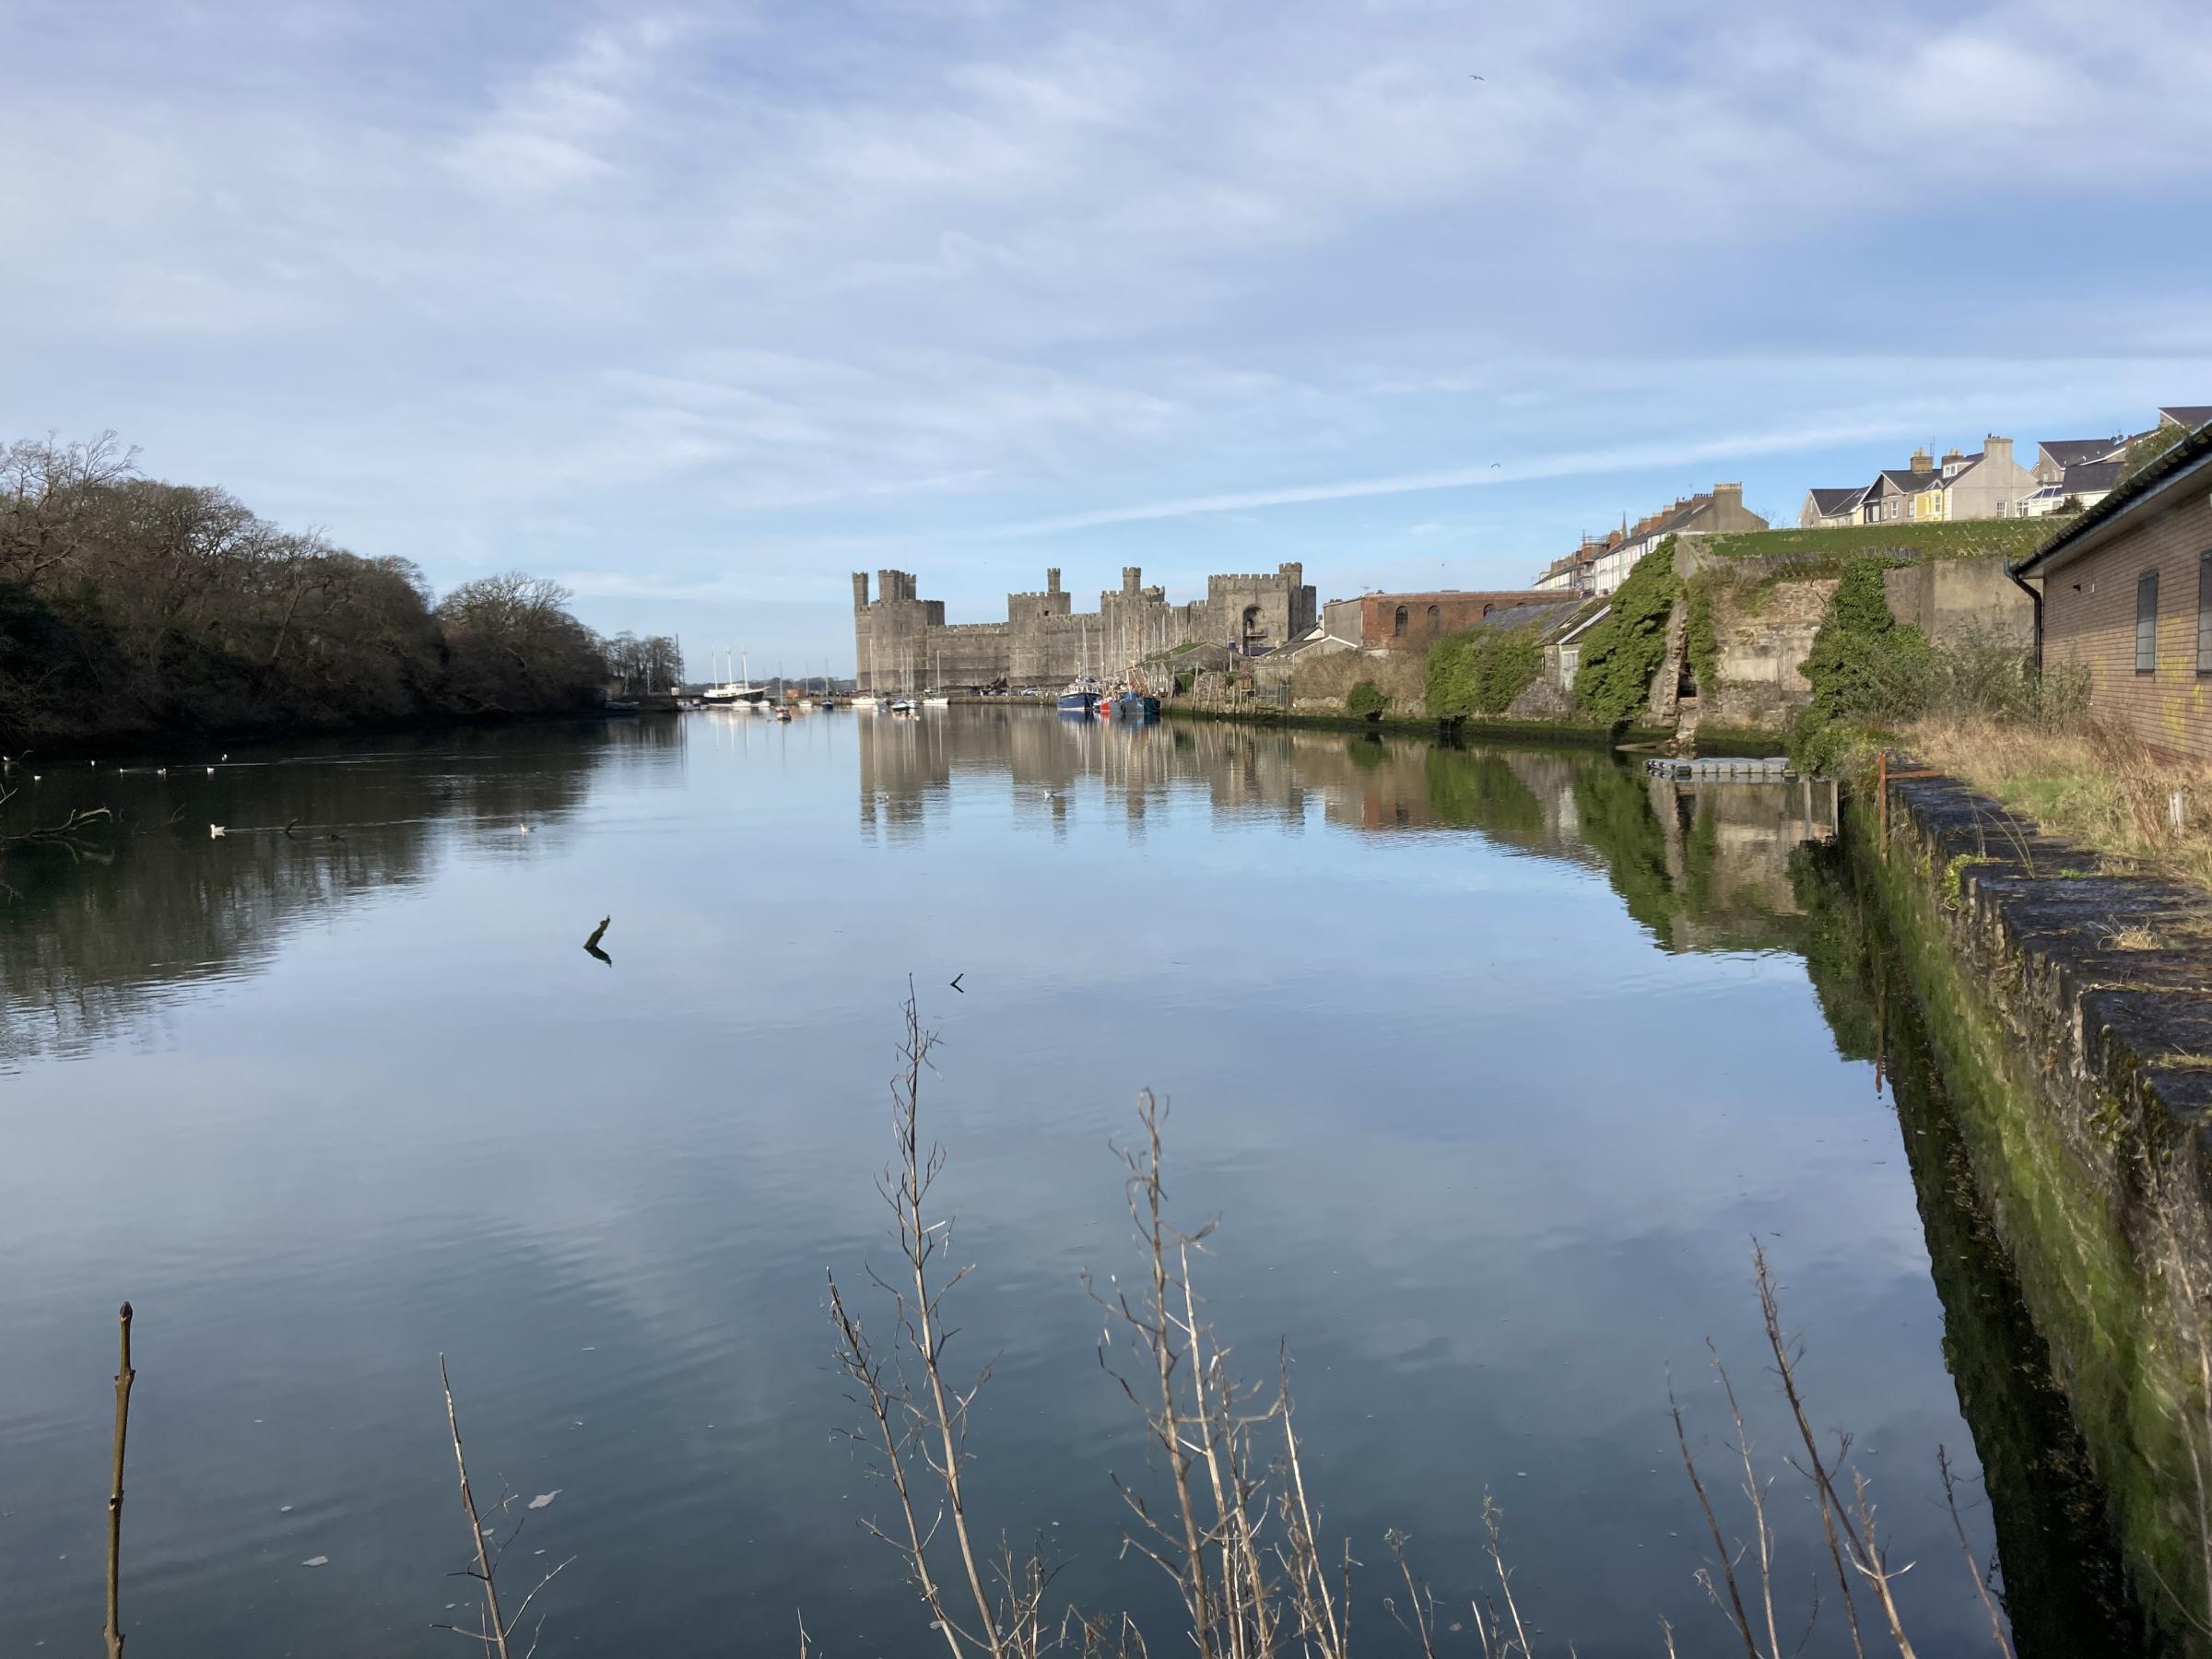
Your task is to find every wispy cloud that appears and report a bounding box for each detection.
[3,0,2209,657]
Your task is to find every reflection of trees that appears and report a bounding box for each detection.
[1789,835,2140,1654]
[1422,748,1545,838]
[0,723,648,1067]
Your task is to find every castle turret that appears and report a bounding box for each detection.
[852,572,871,611]
[1046,568,1062,595]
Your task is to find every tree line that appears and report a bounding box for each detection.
[0,432,677,746]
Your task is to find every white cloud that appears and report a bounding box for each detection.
[3,0,2210,656]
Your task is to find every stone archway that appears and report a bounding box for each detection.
[1241,604,1263,655]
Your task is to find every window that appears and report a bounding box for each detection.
[1393,605,1408,637]
[2136,570,2159,674]
[2198,551,2211,673]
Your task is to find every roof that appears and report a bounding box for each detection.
[2017,418,2212,577]
[1806,487,1865,514]
[2037,436,2128,468]
[2159,406,2212,429]
[2058,459,2123,495]
[1876,468,1945,493]
[1475,600,1582,633]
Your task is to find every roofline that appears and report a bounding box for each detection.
[2015,424,2212,578]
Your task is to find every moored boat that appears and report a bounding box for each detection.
[1114,692,1160,721]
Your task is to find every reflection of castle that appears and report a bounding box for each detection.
[852,565,1317,692]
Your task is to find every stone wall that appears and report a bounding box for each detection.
[853,564,1315,691]
[1865,772,2212,1644]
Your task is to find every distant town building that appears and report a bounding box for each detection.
[1799,486,1868,528]
[1586,483,1766,594]
[850,565,1315,691]
[1342,589,1561,651]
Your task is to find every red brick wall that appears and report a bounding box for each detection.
[2041,483,2212,761]
[1359,591,1556,649]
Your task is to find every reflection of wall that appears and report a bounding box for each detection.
[853,716,1842,959]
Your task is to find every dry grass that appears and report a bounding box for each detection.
[1900,714,2212,896]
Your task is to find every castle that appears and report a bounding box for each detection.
[851,564,1317,691]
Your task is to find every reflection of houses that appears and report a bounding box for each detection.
[851,565,1316,692]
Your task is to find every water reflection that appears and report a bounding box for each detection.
[0,710,2133,1659]
[0,721,682,1068]
[858,714,1839,954]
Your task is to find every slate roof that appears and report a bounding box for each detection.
[2059,459,2124,495]
[2018,418,2212,576]
[1806,487,1865,514]
[2159,406,2212,430]
[1877,468,1945,493]
[2037,436,2128,468]
[1476,600,1582,633]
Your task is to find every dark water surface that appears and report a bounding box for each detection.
[0,711,2127,1655]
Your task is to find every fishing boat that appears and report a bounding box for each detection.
[1056,676,1100,715]
[1114,692,1160,721]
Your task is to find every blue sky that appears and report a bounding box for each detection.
[7,0,2211,673]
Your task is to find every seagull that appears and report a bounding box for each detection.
[1468,74,1485,80]
[517,823,533,834]
[209,824,227,838]
[220,753,229,761]
[949,972,965,994]
[156,767,168,777]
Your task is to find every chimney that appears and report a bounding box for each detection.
[1941,448,1964,467]
[1712,481,1743,511]
[1910,447,1934,473]
[1983,435,2014,471]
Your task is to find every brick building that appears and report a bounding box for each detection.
[1348,589,1559,650]
[2014,419,2212,761]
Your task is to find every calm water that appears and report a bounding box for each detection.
[0,711,2125,1655]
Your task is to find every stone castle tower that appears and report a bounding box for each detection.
[851,563,1317,691]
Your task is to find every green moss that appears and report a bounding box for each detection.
[1851,802,2210,1642]
[1684,574,1720,697]
[1787,562,1931,773]
[1944,852,2000,908]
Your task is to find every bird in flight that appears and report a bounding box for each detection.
[1468,74,1485,81]
[949,972,965,994]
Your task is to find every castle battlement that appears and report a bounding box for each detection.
[851,565,1316,690]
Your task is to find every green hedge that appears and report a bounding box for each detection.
[1345,679,1391,721]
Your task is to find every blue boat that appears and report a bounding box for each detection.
[1114,693,1160,721]
[1057,675,1102,715]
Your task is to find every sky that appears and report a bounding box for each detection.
[6,0,2212,676]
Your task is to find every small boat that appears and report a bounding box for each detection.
[773,706,793,723]
[1114,692,1161,721]
[604,699,641,714]
[923,691,952,708]
[890,697,919,713]
[850,693,878,710]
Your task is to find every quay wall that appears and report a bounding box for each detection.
[1858,771,2212,1651]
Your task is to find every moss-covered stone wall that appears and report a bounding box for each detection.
[1856,774,2212,1653]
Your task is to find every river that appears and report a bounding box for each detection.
[0,709,2133,1655]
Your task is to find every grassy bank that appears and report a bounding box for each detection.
[1900,716,2212,896]
[1702,519,2056,561]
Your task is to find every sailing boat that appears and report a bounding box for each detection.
[924,649,951,708]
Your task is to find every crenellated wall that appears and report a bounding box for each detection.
[852,564,1318,690]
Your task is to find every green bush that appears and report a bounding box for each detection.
[1427,626,1541,718]
[1573,542,1680,725]
[1345,678,1390,720]
[1787,559,1929,771]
